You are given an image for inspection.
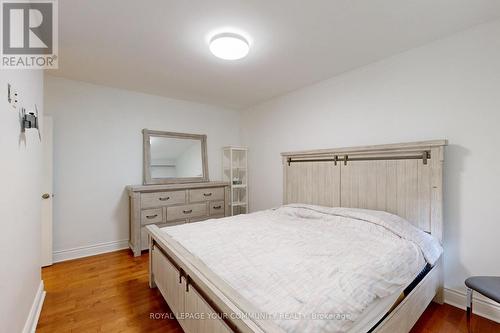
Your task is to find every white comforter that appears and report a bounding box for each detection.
[161,204,443,333]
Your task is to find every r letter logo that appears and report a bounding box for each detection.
[1,0,58,69]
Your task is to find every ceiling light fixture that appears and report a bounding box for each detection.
[209,33,249,60]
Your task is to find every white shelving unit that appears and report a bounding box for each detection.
[222,146,248,216]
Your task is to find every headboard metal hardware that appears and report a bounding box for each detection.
[422,151,430,165]
[287,151,432,166]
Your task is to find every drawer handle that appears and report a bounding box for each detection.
[183,209,193,214]
[146,214,158,219]
[159,197,170,201]
[213,205,222,210]
[203,193,212,197]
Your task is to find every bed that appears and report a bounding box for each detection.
[146,140,447,333]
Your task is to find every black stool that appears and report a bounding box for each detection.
[465,276,500,332]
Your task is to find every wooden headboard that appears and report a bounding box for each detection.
[281,140,447,243]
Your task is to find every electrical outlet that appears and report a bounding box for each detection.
[7,83,19,108]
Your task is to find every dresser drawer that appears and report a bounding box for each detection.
[141,208,163,225]
[141,190,185,208]
[189,187,224,202]
[167,203,207,221]
[209,201,225,216]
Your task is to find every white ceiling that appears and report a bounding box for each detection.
[49,0,500,109]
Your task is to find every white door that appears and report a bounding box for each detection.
[41,115,53,267]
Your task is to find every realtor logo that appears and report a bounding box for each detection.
[1,0,58,69]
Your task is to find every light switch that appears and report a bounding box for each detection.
[7,83,19,108]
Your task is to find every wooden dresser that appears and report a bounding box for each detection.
[127,181,230,256]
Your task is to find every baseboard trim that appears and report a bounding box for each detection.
[53,239,129,263]
[23,280,45,333]
[444,287,500,323]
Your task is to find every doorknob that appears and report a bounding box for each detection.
[42,193,51,199]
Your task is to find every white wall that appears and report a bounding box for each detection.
[45,76,240,256]
[0,71,44,332]
[176,143,203,178]
[241,20,500,313]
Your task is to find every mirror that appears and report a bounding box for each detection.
[143,130,209,184]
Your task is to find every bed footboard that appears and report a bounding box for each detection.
[373,258,443,332]
[151,241,233,332]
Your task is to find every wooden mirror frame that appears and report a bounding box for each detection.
[143,129,209,185]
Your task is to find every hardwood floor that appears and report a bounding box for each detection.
[38,250,500,333]
[411,302,500,333]
[38,250,183,333]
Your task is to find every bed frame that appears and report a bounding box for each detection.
[147,139,447,333]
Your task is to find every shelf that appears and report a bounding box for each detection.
[223,146,248,151]
[223,147,248,215]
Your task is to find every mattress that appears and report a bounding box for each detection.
[160,204,442,333]
[348,288,404,333]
